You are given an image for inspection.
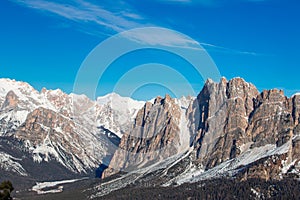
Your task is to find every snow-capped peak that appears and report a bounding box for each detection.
[0,78,39,102]
[97,92,143,105]
[96,92,146,121]
[0,78,149,172]
[97,92,119,104]
[0,78,149,174]
[96,93,145,138]
[292,92,300,97]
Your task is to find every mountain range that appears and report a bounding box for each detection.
[0,77,300,199]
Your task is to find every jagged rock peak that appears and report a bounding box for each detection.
[202,77,258,97]
[153,94,174,105]
[220,76,227,84]
[205,78,215,84]
[103,93,183,178]
[1,90,19,109]
[258,89,285,102]
[41,87,47,93]
[154,96,163,104]
[164,94,172,102]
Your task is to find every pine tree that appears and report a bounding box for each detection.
[0,180,14,200]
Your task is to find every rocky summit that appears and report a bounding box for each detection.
[0,77,300,199]
[0,78,145,191]
[97,77,300,198]
[103,77,300,181]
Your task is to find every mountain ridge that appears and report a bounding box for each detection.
[1,77,300,199]
[0,78,146,188]
[98,77,300,198]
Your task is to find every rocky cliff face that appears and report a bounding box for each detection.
[228,89,300,181]
[103,77,300,183]
[14,107,107,173]
[1,91,19,110]
[103,95,187,177]
[191,77,259,169]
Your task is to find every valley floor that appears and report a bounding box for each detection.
[13,178,300,200]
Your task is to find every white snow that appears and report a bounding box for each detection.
[93,150,192,198]
[53,126,63,133]
[0,78,143,139]
[0,78,41,110]
[239,142,253,153]
[96,92,145,138]
[31,177,88,194]
[174,95,195,153]
[292,93,300,97]
[172,141,292,185]
[251,188,261,199]
[178,106,191,152]
[0,78,148,173]
[281,159,296,174]
[0,110,29,136]
[0,152,27,176]
[97,93,145,115]
[33,145,57,163]
[175,95,195,109]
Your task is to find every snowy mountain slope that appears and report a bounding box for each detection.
[0,151,27,176]
[16,107,109,173]
[96,93,145,138]
[166,141,292,185]
[90,128,299,199]
[0,78,146,177]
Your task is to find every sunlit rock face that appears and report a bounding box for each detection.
[103,94,188,178]
[104,77,300,182]
[191,77,259,169]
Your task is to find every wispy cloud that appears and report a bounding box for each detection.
[154,0,217,6]
[10,0,202,50]
[122,27,201,49]
[159,0,193,2]
[122,28,261,55]
[156,0,269,5]
[11,0,262,55]
[11,0,145,33]
[200,42,262,56]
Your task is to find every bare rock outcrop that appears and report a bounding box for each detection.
[103,77,300,182]
[192,77,259,169]
[1,90,19,110]
[103,95,183,177]
[15,107,106,173]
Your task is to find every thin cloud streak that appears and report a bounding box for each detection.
[122,28,202,50]
[12,0,144,32]
[200,42,263,56]
[11,0,261,55]
[156,0,269,5]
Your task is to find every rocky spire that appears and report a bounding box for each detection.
[1,90,19,110]
[191,77,259,168]
[103,94,183,178]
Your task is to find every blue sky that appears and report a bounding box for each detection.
[0,0,299,100]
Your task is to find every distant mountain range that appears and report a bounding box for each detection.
[1,77,300,199]
[0,78,144,188]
